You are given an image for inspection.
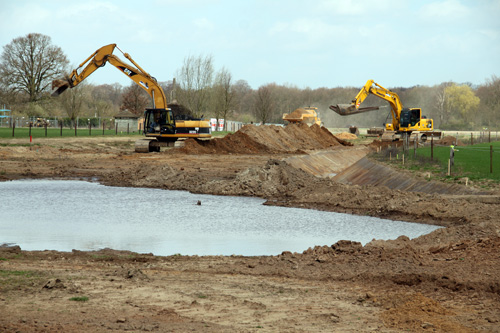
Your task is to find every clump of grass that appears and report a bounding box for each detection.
[69,296,89,302]
[0,269,43,292]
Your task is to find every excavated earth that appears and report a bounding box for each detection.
[1,123,499,332]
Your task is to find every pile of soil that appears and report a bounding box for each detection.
[283,107,312,120]
[436,136,465,146]
[335,132,358,140]
[177,123,351,154]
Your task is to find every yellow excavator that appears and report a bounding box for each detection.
[330,80,440,141]
[52,44,211,152]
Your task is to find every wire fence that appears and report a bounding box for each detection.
[372,131,500,179]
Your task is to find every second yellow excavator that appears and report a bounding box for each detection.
[52,44,211,152]
[330,80,440,141]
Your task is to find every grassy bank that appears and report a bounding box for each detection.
[0,127,142,139]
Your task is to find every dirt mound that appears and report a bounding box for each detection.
[283,108,313,121]
[436,136,465,146]
[335,132,358,140]
[177,123,350,154]
[168,100,196,120]
[178,130,273,154]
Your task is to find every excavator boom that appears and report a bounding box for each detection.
[52,44,211,152]
[52,44,167,109]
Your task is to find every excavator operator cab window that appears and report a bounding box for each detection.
[148,111,161,133]
[401,108,421,128]
[409,109,420,127]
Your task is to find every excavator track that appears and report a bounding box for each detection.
[135,138,179,153]
[135,139,157,153]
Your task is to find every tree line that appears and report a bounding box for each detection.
[0,33,498,130]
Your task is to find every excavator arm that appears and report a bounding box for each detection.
[330,79,403,131]
[52,43,212,152]
[52,44,167,109]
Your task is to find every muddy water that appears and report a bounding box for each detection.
[0,180,441,256]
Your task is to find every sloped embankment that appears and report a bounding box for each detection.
[333,157,486,195]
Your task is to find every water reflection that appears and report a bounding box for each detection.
[0,180,441,256]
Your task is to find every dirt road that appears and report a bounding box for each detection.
[1,124,499,332]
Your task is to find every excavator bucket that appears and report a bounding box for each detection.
[329,104,379,116]
[51,79,71,96]
[329,104,356,115]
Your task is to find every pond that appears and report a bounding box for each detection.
[0,180,441,256]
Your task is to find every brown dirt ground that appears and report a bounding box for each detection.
[1,124,499,332]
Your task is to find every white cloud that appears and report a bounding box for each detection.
[193,18,215,31]
[418,0,469,20]
[317,0,402,16]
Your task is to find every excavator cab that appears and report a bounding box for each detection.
[400,108,421,129]
[144,109,175,135]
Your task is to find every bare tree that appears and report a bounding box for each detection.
[120,83,151,116]
[254,85,274,124]
[0,33,68,102]
[232,79,254,121]
[87,84,120,119]
[58,82,88,121]
[476,75,500,128]
[212,67,235,129]
[175,54,214,117]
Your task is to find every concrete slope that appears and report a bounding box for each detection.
[285,147,370,178]
[333,157,483,195]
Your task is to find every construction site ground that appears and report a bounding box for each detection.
[1,123,499,332]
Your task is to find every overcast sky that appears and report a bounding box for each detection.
[1,0,499,89]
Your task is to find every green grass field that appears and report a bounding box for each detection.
[408,141,500,181]
[0,127,142,139]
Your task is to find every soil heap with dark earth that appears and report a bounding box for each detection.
[177,123,351,154]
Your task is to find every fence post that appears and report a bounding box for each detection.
[44,123,47,137]
[102,121,105,135]
[60,122,63,136]
[414,136,417,159]
[491,145,493,174]
[431,136,434,161]
[29,123,32,137]
[489,131,491,143]
[12,122,15,137]
[127,123,129,134]
[89,122,91,136]
[115,123,118,135]
[74,122,77,136]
